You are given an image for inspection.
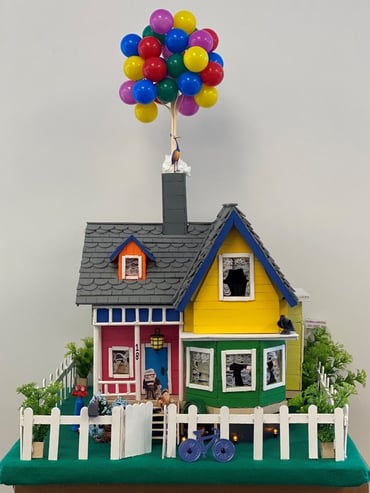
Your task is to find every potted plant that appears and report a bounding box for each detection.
[17,381,62,458]
[289,326,366,458]
[289,380,357,457]
[65,336,94,386]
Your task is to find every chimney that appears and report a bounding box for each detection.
[162,173,188,235]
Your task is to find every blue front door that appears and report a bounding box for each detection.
[145,346,168,392]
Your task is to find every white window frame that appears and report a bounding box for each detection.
[219,253,255,301]
[108,346,134,378]
[263,344,286,391]
[122,255,142,279]
[221,349,256,392]
[186,346,214,392]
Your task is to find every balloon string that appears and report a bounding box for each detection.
[170,100,178,154]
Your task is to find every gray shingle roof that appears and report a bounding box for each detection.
[76,204,298,308]
[76,222,211,306]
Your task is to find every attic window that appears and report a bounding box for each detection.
[122,256,142,279]
[219,253,255,301]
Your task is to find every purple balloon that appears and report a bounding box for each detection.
[149,9,173,35]
[119,80,136,105]
[177,95,199,116]
[161,45,173,60]
[188,30,214,52]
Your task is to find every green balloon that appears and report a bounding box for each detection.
[142,25,165,44]
[156,78,178,103]
[166,53,186,78]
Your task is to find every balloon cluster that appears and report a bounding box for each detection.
[119,9,224,123]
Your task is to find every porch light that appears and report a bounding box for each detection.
[150,327,165,351]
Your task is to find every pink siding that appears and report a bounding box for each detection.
[100,325,180,395]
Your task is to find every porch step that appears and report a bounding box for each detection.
[152,407,165,440]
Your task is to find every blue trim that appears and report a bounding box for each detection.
[152,308,163,322]
[109,235,155,262]
[96,308,109,323]
[125,308,136,322]
[139,308,149,322]
[165,309,180,322]
[177,210,297,311]
[112,308,122,322]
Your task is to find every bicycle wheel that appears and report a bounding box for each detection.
[212,439,235,462]
[178,439,202,462]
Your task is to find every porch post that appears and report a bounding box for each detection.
[93,325,101,395]
[178,325,184,402]
[134,324,141,400]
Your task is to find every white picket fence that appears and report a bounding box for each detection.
[20,402,153,461]
[164,403,349,462]
[40,355,76,404]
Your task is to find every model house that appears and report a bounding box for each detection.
[76,173,306,412]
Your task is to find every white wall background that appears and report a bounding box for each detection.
[1,1,369,490]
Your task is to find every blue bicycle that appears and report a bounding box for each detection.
[178,428,235,463]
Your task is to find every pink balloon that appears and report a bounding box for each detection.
[161,45,173,60]
[188,29,214,52]
[119,80,136,104]
[177,95,199,116]
[149,9,173,35]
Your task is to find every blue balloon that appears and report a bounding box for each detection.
[120,33,141,57]
[208,51,224,67]
[165,28,189,53]
[132,79,157,104]
[177,71,202,96]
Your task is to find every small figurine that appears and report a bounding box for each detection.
[143,368,161,400]
[277,315,296,334]
[158,388,173,409]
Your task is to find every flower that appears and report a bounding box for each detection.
[71,384,88,398]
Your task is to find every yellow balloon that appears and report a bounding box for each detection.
[194,85,218,108]
[183,46,209,73]
[134,102,158,123]
[123,56,144,81]
[173,10,196,34]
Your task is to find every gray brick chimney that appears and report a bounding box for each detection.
[162,173,188,235]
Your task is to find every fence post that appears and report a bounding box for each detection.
[219,406,230,439]
[78,407,89,460]
[21,408,34,461]
[166,403,178,458]
[253,407,264,460]
[307,405,318,459]
[334,407,345,461]
[48,407,61,460]
[279,405,290,460]
[187,405,198,439]
[110,406,123,460]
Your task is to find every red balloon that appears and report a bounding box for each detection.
[203,28,219,51]
[138,36,162,59]
[143,57,167,82]
[200,61,224,86]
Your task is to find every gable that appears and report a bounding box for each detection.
[186,228,285,334]
[175,207,298,311]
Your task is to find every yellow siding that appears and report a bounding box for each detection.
[187,228,285,334]
[285,303,304,392]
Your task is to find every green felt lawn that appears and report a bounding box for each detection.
[0,394,369,487]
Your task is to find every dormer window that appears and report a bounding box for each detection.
[122,256,142,280]
[110,235,155,282]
